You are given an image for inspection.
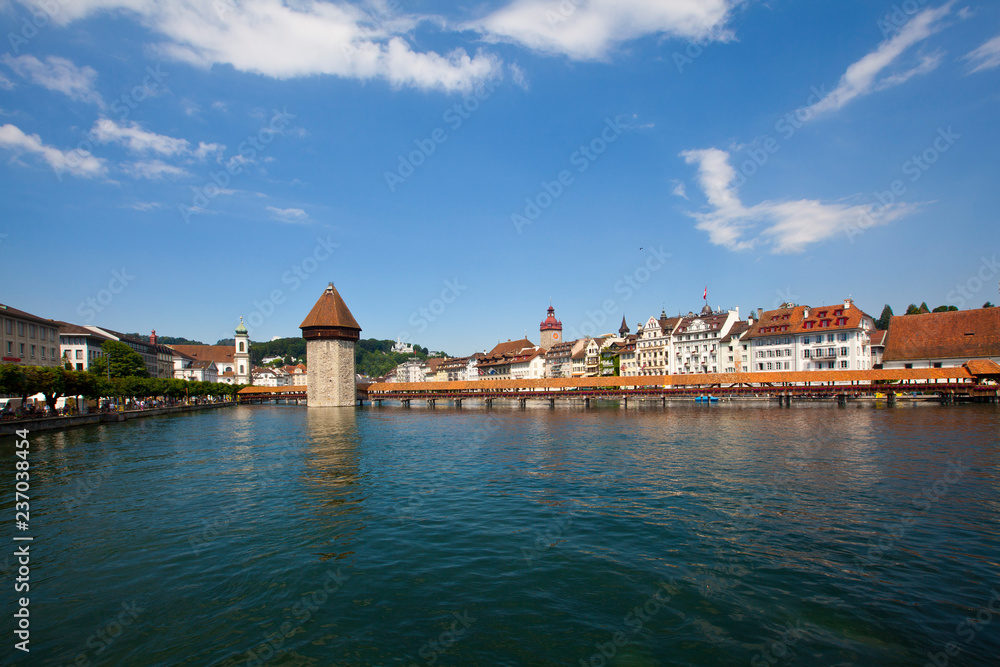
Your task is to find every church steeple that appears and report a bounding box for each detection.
[618,316,630,336]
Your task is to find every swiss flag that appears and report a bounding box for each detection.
[703,286,708,300]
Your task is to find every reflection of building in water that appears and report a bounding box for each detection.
[302,409,365,560]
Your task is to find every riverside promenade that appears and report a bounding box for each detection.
[0,402,236,436]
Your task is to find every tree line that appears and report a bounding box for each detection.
[874,301,994,330]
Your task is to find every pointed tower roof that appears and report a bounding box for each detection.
[618,315,629,336]
[300,283,362,341]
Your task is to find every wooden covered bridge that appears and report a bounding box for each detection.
[237,363,1000,407]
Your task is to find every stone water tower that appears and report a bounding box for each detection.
[300,283,361,407]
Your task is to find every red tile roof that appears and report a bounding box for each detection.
[884,308,1000,362]
[745,301,872,338]
[168,345,235,365]
[965,359,1000,376]
[299,283,361,331]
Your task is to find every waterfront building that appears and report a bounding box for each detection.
[169,325,244,382]
[0,302,62,367]
[176,359,219,383]
[300,283,362,407]
[425,357,447,381]
[58,322,113,371]
[870,330,887,369]
[721,321,751,373]
[669,306,740,375]
[510,347,546,380]
[251,367,284,387]
[394,358,426,383]
[234,318,251,384]
[618,335,638,376]
[89,327,172,378]
[571,346,586,377]
[882,308,1000,369]
[544,339,583,378]
[539,305,563,350]
[637,311,680,376]
[476,338,537,379]
[745,299,875,372]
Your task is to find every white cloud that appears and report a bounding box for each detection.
[670,179,687,199]
[91,118,190,156]
[12,0,500,92]
[266,206,310,223]
[0,123,106,177]
[125,201,164,211]
[121,159,190,179]
[0,73,13,90]
[805,2,954,117]
[965,33,1000,73]
[0,54,103,105]
[681,148,916,254]
[194,141,225,160]
[468,0,735,60]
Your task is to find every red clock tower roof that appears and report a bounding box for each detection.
[540,305,562,331]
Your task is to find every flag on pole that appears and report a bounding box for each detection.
[703,286,707,301]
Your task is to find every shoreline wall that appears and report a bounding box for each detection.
[0,402,236,436]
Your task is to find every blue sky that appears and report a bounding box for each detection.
[1,0,998,355]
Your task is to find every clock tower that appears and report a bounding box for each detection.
[539,304,562,350]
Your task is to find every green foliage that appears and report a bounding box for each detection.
[0,364,244,407]
[875,304,893,330]
[90,341,149,378]
[126,333,205,345]
[353,338,445,378]
[932,305,959,312]
[919,302,930,313]
[904,303,922,315]
[243,338,307,365]
[985,302,995,308]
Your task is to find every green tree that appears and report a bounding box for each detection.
[89,340,149,378]
[984,302,994,308]
[905,303,922,315]
[932,305,959,312]
[919,302,930,313]
[875,304,893,330]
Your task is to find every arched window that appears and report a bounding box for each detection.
[239,365,244,374]
[239,342,244,352]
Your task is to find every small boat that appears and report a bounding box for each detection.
[695,395,718,403]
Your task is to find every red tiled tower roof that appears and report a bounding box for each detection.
[300,283,361,341]
[540,305,562,331]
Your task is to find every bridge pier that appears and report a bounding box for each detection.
[402,399,411,408]
[455,398,462,408]
[549,398,555,409]
[837,393,847,407]
[623,396,628,409]
[485,398,493,408]
[584,397,590,408]
[887,392,896,405]
[518,398,527,409]
[427,399,436,408]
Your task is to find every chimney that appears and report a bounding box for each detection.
[150,329,157,345]
[804,307,810,318]
[844,298,853,309]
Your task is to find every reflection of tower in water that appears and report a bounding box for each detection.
[302,408,364,562]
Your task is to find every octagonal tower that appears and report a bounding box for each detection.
[300,283,361,407]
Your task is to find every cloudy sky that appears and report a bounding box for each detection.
[1,0,998,354]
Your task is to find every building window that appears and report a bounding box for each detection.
[18,343,24,356]
[40,328,46,342]
[40,347,45,359]
[76,363,83,371]
[840,347,848,356]
[4,319,11,334]
[5,342,10,354]
[18,322,25,336]
[840,360,849,369]
[933,362,942,368]
[76,350,83,359]
[30,345,36,358]
[29,324,36,339]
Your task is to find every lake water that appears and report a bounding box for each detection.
[3,401,999,666]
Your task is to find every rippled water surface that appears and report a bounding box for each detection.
[3,402,999,666]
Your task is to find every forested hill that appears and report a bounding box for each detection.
[209,337,441,378]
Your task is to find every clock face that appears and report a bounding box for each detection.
[553,332,560,340]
